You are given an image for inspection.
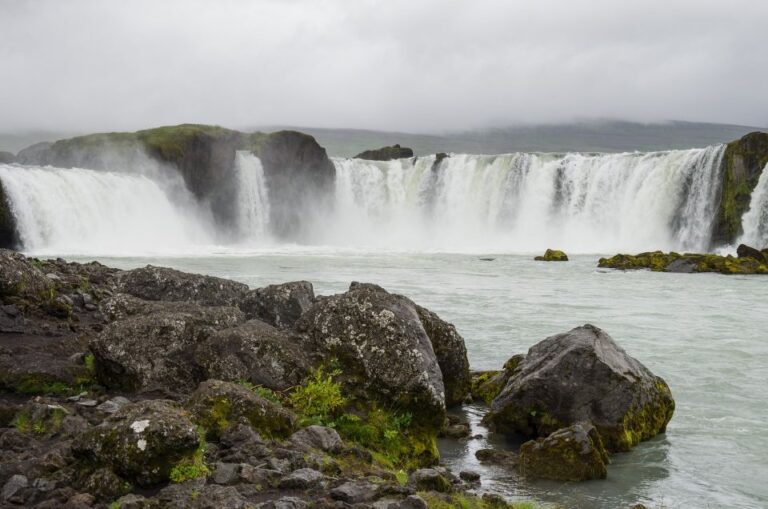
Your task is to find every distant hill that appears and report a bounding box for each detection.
[2,121,765,157]
[254,121,766,157]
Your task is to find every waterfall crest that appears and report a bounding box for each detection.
[234,152,271,241]
[0,145,737,254]
[739,163,768,248]
[331,145,725,253]
[0,164,214,255]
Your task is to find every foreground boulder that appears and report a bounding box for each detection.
[117,265,249,306]
[73,399,201,486]
[414,305,471,406]
[534,249,568,261]
[294,283,446,426]
[238,281,315,328]
[195,319,312,390]
[598,251,768,274]
[354,144,414,161]
[519,422,608,481]
[186,380,296,438]
[92,295,244,393]
[483,324,674,452]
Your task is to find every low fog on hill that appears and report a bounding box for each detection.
[1,0,767,142]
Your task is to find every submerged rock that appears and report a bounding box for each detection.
[483,324,674,452]
[354,144,414,161]
[534,249,569,261]
[519,422,609,481]
[294,282,446,427]
[73,399,201,486]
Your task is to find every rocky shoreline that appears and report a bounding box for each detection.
[1,250,674,508]
[598,243,768,274]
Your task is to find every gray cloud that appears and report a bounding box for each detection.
[0,0,766,133]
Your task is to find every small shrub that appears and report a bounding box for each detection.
[236,379,281,403]
[289,368,346,425]
[169,427,210,483]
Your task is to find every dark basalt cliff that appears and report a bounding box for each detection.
[711,131,768,246]
[7,124,335,243]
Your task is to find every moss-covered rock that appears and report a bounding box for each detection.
[186,379,296,439]
[598,250,768,274]
[73,399,201,486]
[712,131,768,245]
[519,422,608,481]
[469,354,524,404]
[294,282,446,429]
[483,324,674,453]
[12,400,68,435]
[534,249,568,261]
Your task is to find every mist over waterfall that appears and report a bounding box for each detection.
[0,164,215,255]
[0,145,735,255]
[739,163,768,248]
[234,151,271,241]
[332,145,725,253]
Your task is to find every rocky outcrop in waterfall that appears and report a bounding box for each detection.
[251,130,336,239]
[354,144,414,161]
[712,131,768,245]
[0,184,18,250]
[9,125,335,244]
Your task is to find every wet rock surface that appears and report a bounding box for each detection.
[0,249,675,507]
[598,249,768,274]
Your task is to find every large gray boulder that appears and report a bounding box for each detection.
[414,304,470,406]
[117,265,249,307]
[195,319,312,390]
[294,282,446,427]
[238,281,315,328]
[92,294,244,393]
[73,399,201,486]
[483,324,674,452]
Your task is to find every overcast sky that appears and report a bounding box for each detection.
[1,0,766,133]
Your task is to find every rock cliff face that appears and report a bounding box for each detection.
[711,131,768,245]
[251,130,336,239]
[7,124,335,244]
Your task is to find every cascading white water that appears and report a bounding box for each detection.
[233,151,271,241]
[0,164,214,255]
[331,145,725,253]
[738,163,768,248]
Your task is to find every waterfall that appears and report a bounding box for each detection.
[0,144,736,255]
[331,145,726,253]
[739,163,768,248]
[0,164,214,255]
[233,152,271,241]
